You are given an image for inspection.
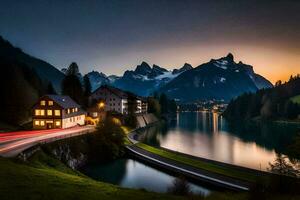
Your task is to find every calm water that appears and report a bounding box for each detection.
[82,158,211,195]
[82,112,299,193]
[139,112,300,171]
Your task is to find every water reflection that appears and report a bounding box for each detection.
[141,112,300,171]
[82,158,211,195]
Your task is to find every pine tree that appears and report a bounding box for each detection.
[46,82,57,95]
[83,75,92,97]
[159,93,168,114]
[125,93,137,128]
[61,62,84,105]
[83,75,92,107]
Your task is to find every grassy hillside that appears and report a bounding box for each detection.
[0,146,299,200]
[0,151,185,200]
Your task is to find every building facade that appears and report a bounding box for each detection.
[89,85,147,115]
[32,95,86,129]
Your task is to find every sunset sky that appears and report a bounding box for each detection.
[0,0,299,84]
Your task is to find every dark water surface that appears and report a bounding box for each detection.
[140,112,300,170]
[83,158,211,195]
[82,112,299,194]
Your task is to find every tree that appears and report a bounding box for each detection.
[159,93,168,114]
[147,97,161,117]
[167,176,191,196]
[125,93,137,128]
[83,75,92,107]
[268,154,299,177]
[168,99,177,114]
[61,62,84,105]
[66,62,80,76]
[275,80,282,87]
[89,114,126,161]
[83,75,92,96]
[283,101,299,119]
[0,61,39,125]
[46,82,57,95]
[286,135,300,160]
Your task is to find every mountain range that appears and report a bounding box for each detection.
[158,53,273,101]
[86,53,272,102]
[0,36,273,103]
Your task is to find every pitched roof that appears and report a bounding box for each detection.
[93,85,129,99]
[45,95,80,109]
[92,85,148,102]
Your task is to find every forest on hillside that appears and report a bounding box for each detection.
[223,75,300,121]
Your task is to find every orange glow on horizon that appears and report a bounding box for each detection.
[105,43,300,85]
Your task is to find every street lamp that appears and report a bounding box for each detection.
[98,102,105,109]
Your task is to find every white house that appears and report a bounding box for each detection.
[32,95,86,129]
[89,85,147,114]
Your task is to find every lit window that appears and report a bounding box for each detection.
[92,112,98,118]
[75,108,78,112]
[40,121,45,126]
[40,101,46,106]
[55,121,60,126]
[47,110,52,116]
[35,109,40,116]
[34,120,40,125]
[48,101,53,106]
[67,109,70,114]
[72,108,75,112]
[40,110,45,116]
[54,110,61,116]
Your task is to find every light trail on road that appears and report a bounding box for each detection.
[0,126,95,157]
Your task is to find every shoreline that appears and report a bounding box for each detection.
[125,120,273,191]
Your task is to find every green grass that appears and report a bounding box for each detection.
[0,143,297,200]
[136,143,262,183]
[122,126,134,145]
[0,151,187,200]
[291,95,300,105]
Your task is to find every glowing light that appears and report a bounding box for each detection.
[98,102,105,109]
[47,110,52,116]
[40,100,46,106]
[54,110,61,116]
[112,117,121,125]
[48,101,53,106]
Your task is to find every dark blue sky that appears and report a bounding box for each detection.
[0,0,299,82]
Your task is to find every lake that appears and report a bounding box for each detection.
[139,112,300,171]
[82,158,211,195]
[82,111,299,194]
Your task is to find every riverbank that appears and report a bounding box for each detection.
[250,117,300,126]
[0,150,195,200]
[126,121,267,185]
[125,119,260,191]
[1,114,299,199]
[125,119,300,198]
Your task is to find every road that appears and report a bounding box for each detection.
[0,126,95,157]
[127,128,253,191]
[127,145,251,191]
